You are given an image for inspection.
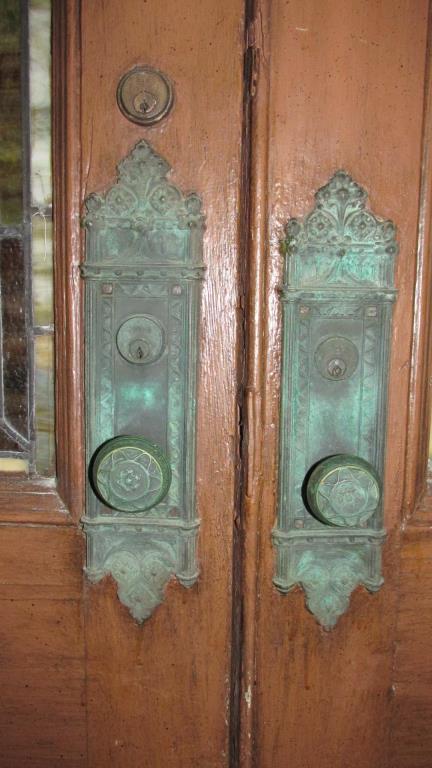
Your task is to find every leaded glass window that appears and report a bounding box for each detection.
[0,0,54,475]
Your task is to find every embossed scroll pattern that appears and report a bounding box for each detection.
[285,170,397,289]
[82,140,204,622]
[275,171,398,628]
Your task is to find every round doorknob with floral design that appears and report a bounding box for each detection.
[305,454,381,528]
[91,436,171,513]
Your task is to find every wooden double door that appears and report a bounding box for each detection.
[3,1,432,766]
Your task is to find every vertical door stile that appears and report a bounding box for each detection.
[79,2,248,766]
[237,1,271,766]
[247,3,431,767]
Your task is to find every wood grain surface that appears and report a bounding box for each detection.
[404,1,432,516]
[0,526,86,767]
[244,2,431,767]
[80,1,245,766]
[2,2,432,767]
[390,523,432,768]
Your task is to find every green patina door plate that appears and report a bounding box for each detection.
[274,170,398,629]
[81,140,204,623]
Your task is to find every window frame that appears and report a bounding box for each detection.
[0,0,83,524]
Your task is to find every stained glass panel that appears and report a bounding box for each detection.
[0,0,54,476]
[0,0,22,226]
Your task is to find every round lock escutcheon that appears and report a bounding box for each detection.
[314,337,359,381]
[306,454,381,528]
[91,436,172,513]
[116,66,174,125]
[116,315,165,365]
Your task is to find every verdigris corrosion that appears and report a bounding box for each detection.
[81,140,204,622]
[274,170,398,629]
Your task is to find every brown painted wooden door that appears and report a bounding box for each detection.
[2,1,432,767]
[239,3,432,768]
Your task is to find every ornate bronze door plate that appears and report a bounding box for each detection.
[274,171,398,629]
[82,140,204,622]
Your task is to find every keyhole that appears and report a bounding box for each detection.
[128,338,150,362]
[327,358,347,379]
[138,98,150,113]
[133,90,157,115]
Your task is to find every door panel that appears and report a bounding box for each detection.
[390,524,432,768]
[80,1,245,766]
[246,2,429,767]
[2,1,432,767]
[0,526,86,768]
[1,0,246,766]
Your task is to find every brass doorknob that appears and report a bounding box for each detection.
[91,436,171,513]
[305,454,381,527]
